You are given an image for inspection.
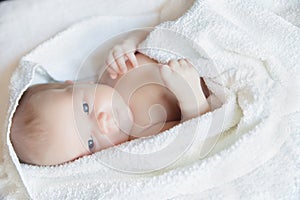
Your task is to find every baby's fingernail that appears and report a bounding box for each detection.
[161,65,170,71]
[110,74,117,79]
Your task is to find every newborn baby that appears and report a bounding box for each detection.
[10,37,211,166]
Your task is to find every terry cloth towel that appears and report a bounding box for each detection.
[1,0,300,199]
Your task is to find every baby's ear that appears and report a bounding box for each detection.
[64,80,74,84]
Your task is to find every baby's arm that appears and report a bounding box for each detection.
[159,59,210,122]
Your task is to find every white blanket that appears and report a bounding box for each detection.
[0,0,194,199]
[138,1,300,199]
[1,0,300,199]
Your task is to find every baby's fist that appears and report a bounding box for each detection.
[159,59,209,121]
[159,59,201,103]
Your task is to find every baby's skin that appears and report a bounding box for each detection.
[102,53,211,138]
[11,37,210,166]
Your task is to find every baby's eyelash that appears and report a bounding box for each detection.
[83,102,89,114]
[88,137,94,151]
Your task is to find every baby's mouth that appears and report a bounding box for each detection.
[109,86,134,138]
[115,109,120,131]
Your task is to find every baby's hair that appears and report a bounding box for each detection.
[10,86,48,165]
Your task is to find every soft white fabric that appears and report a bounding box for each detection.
[137,1,300,199]
[0,0,194,199]
[1,0,300,199]
[0,0,193,199]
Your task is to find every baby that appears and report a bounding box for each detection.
[10,37,211,166]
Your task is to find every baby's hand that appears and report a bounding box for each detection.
[159,59,210,121]
[105,39,139,79]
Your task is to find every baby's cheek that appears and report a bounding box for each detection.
[108,117,120,133]
[107,130,129,146]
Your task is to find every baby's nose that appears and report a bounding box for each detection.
[96,112,109,134]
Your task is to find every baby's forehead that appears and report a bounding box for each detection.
[28,83,72,104]
[28,83,65,92]
[26,83,70,98]
[19,83,53,104]
[24,83,54,98]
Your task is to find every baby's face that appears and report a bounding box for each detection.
[29,82,133,165]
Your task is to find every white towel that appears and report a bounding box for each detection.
[0,0,194,199]
[1,0,300,199]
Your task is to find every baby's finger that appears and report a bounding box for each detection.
[178,59,186,64]
[106,52,120,74]
[168,60,180,70]
[113,48,127,73]
[184,59,193,67]
[115,55,127,74]
[159,65,172,79]
[178,59,188,68]
[106,67,118,79]
[125,52,138,68]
